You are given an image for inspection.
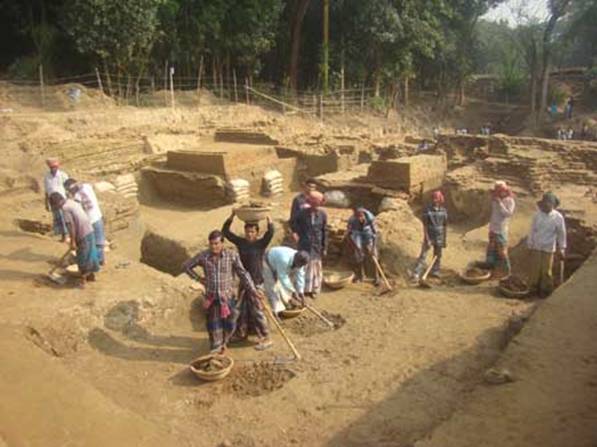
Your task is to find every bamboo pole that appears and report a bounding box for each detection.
[163,60,168,107]
[95,67,104,97]
[196,55,204,106]
[232,69,238,102]
[319,93,324,120]
[360,82,365,112]
[340,65,345,114]
[39,65,45,108]
[245,77,250,104]
[169,66,175,109]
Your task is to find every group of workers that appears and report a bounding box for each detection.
[411,181,567,298]
[182,178,380,354]
[43,158,106,287]
[44,157,568,355]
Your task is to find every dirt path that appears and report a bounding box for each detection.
[416,251,597,447]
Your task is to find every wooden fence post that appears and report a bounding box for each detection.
[163,60,168,107]
[95,67,104,97]
[340,66,345,114]
[360,82,365,112]
[39,65,45,108]
[319,93,324,121]
[232,69,238,103]
[169,66,175,109]
[245,78,250,104]
[197,56,204,106]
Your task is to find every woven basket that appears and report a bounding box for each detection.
[498,285,530,298]
[459,269,491,285]
[189,354,234,382]
[235,206,271,223]
[324,271,354,289]
[280,307,305,319]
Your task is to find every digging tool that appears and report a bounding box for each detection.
[257,292,301,361]
[305,303,335,329]
[418,255,438,289]
[371,255,393,295]
[559,259,565,285]
[46,249,72,285]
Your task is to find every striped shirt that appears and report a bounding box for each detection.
[183,249,256,299]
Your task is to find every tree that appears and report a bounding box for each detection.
[288,0,311,91]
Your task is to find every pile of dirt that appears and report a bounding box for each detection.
[224,362,295,398]
[465,266,490,278]
[500,275,529,292]
[285,310,345,337]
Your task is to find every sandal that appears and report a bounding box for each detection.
[254,340,273,351]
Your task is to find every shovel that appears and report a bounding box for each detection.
[418,255,438,289]
[371,255,393,295]
[46,249,72,285]
[257,292,301,361]
[305,303,335,329]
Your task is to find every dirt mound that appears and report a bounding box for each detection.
[285,310,345,337]
[224,362,295,398]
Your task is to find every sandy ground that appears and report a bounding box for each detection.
[1,101,597,446]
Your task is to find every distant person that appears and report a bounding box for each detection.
[565,96,574,120]
[49,192,100,288]
[347,207,379,285]
[64,179,106,265]
[292,190,327,298]
[549,102,558,118]
[410,190,448,281]
[289,178,317,229]
[221,212,274,350]
[526,192,567,298]
[416,139,430,153]
[566,127,574,140]
[43,158,69,242]
[432,127,440,140]
[556,128,564,140]
[262,247,309,317]
[486,181,516,278]
[182,230,257,354]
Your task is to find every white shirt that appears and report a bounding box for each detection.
[489,197,515,235]
[43,169,69,197]
[527,209,567,253]
[74,183,102,224]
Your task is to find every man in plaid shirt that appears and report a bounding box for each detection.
[183,230,257,354]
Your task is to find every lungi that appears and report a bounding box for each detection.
[52,208,68,236]
[92,219,106,264]
[233,285,269,339]
[205,296,239,352]
[486,231,511,275]
[76,232,100,275]
[527,249,554,297]
[304,258,322,294]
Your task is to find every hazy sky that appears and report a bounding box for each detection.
[482,0,550,25]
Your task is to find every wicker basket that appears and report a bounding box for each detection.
[324,271,354,289]
[459,269,491,285]
[280,307,305,319]
[234,206,271,223]
[498,285,530,299]
[189,354,234,382]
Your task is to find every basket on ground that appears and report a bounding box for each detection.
[459,264,491,285]
[324,271,354,289]
[498,276,530,298]
[280,307,305,319]
[234,205,271,223]
[189,354,234,382]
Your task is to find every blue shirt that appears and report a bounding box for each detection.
[265,246,305,295]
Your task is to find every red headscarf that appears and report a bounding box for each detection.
[432,190,445,204]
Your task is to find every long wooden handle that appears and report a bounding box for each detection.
[260,299,301,360]
[559,260,565,285]
[48,249,73,276]
[371,255,392,290]
[421,255,438,281]
[305,304,335,328]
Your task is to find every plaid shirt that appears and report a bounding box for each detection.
[183,248,256,299]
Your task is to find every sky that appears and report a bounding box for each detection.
[482,0,550,26]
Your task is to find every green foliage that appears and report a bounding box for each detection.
[63,0,163,71]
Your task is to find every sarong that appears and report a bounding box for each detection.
[233,286,269,339]
[527,250,554,297]
[205,297,239,351]
[76,233,100,275]
[485,231,510,275]
[52,208,67,236]
[304,258,322,293]
[92,219,106,264]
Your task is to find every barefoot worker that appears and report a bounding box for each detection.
[43,158,70,242]
[291,190,327,298]
[486,180,516,278]
[49,192,100,288]
[263,247,309,317]
[346,207,379,285]
[183,230,258,354]
[222,212,274,351]
[527,192,567,298]
[411,190,448,281]
[289,178,318,228]
[64,179,106,266]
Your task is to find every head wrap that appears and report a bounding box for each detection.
[64,178,78,192]
[46,157,59,168]
[432,190,445,204]
[306,190,325,207]
[293,250,310,268]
